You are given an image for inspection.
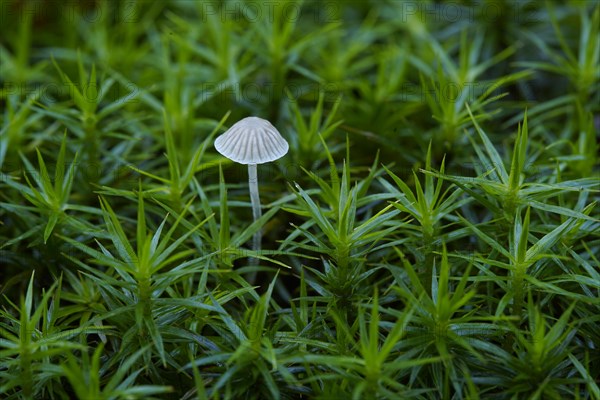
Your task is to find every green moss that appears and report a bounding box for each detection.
[0,1,598,399]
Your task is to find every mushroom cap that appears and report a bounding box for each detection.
[214,117,289,164]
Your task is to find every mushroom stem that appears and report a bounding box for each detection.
[248,163,262,262]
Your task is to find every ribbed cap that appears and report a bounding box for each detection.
[214,117,289,164]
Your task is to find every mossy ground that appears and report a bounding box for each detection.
[0,1,599,399]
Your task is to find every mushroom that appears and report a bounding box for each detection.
[214,116,289,260]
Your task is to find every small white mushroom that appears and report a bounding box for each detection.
[214,117,288,260]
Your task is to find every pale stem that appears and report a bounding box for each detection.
[248,163,262,260]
